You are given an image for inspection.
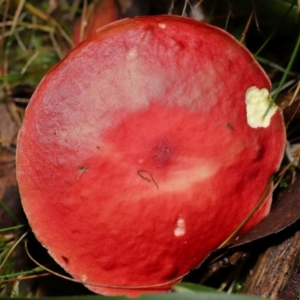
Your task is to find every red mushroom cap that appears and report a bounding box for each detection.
[16,16,286,296]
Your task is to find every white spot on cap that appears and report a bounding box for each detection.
[245,87,278,128]
[174,218,186,237]
[81,274,87,282]
[158,23,166,29]
[127,48,138,60]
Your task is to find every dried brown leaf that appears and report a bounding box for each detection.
[0,103,19,148]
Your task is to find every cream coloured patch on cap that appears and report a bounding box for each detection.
[174,218,185,237]
[127,48,138,60]
[160,161,218,193]
[245,87,278,128]
[158,23,166,29]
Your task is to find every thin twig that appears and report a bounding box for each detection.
[219,179,273,248]
[0,231,28,272]
[240,10,254,44]
[25,240,188,289]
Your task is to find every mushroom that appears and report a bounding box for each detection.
[73,0,118,46]
[16,15,286,296]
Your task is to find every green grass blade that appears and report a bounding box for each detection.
[272,29,300,102]
[0,224,24,233]
[254,0,297,57]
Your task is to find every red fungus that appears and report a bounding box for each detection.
[16,16,286,296]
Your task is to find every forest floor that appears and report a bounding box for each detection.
[1,0,300,299]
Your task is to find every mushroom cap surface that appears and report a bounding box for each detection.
[17,15,286,296]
